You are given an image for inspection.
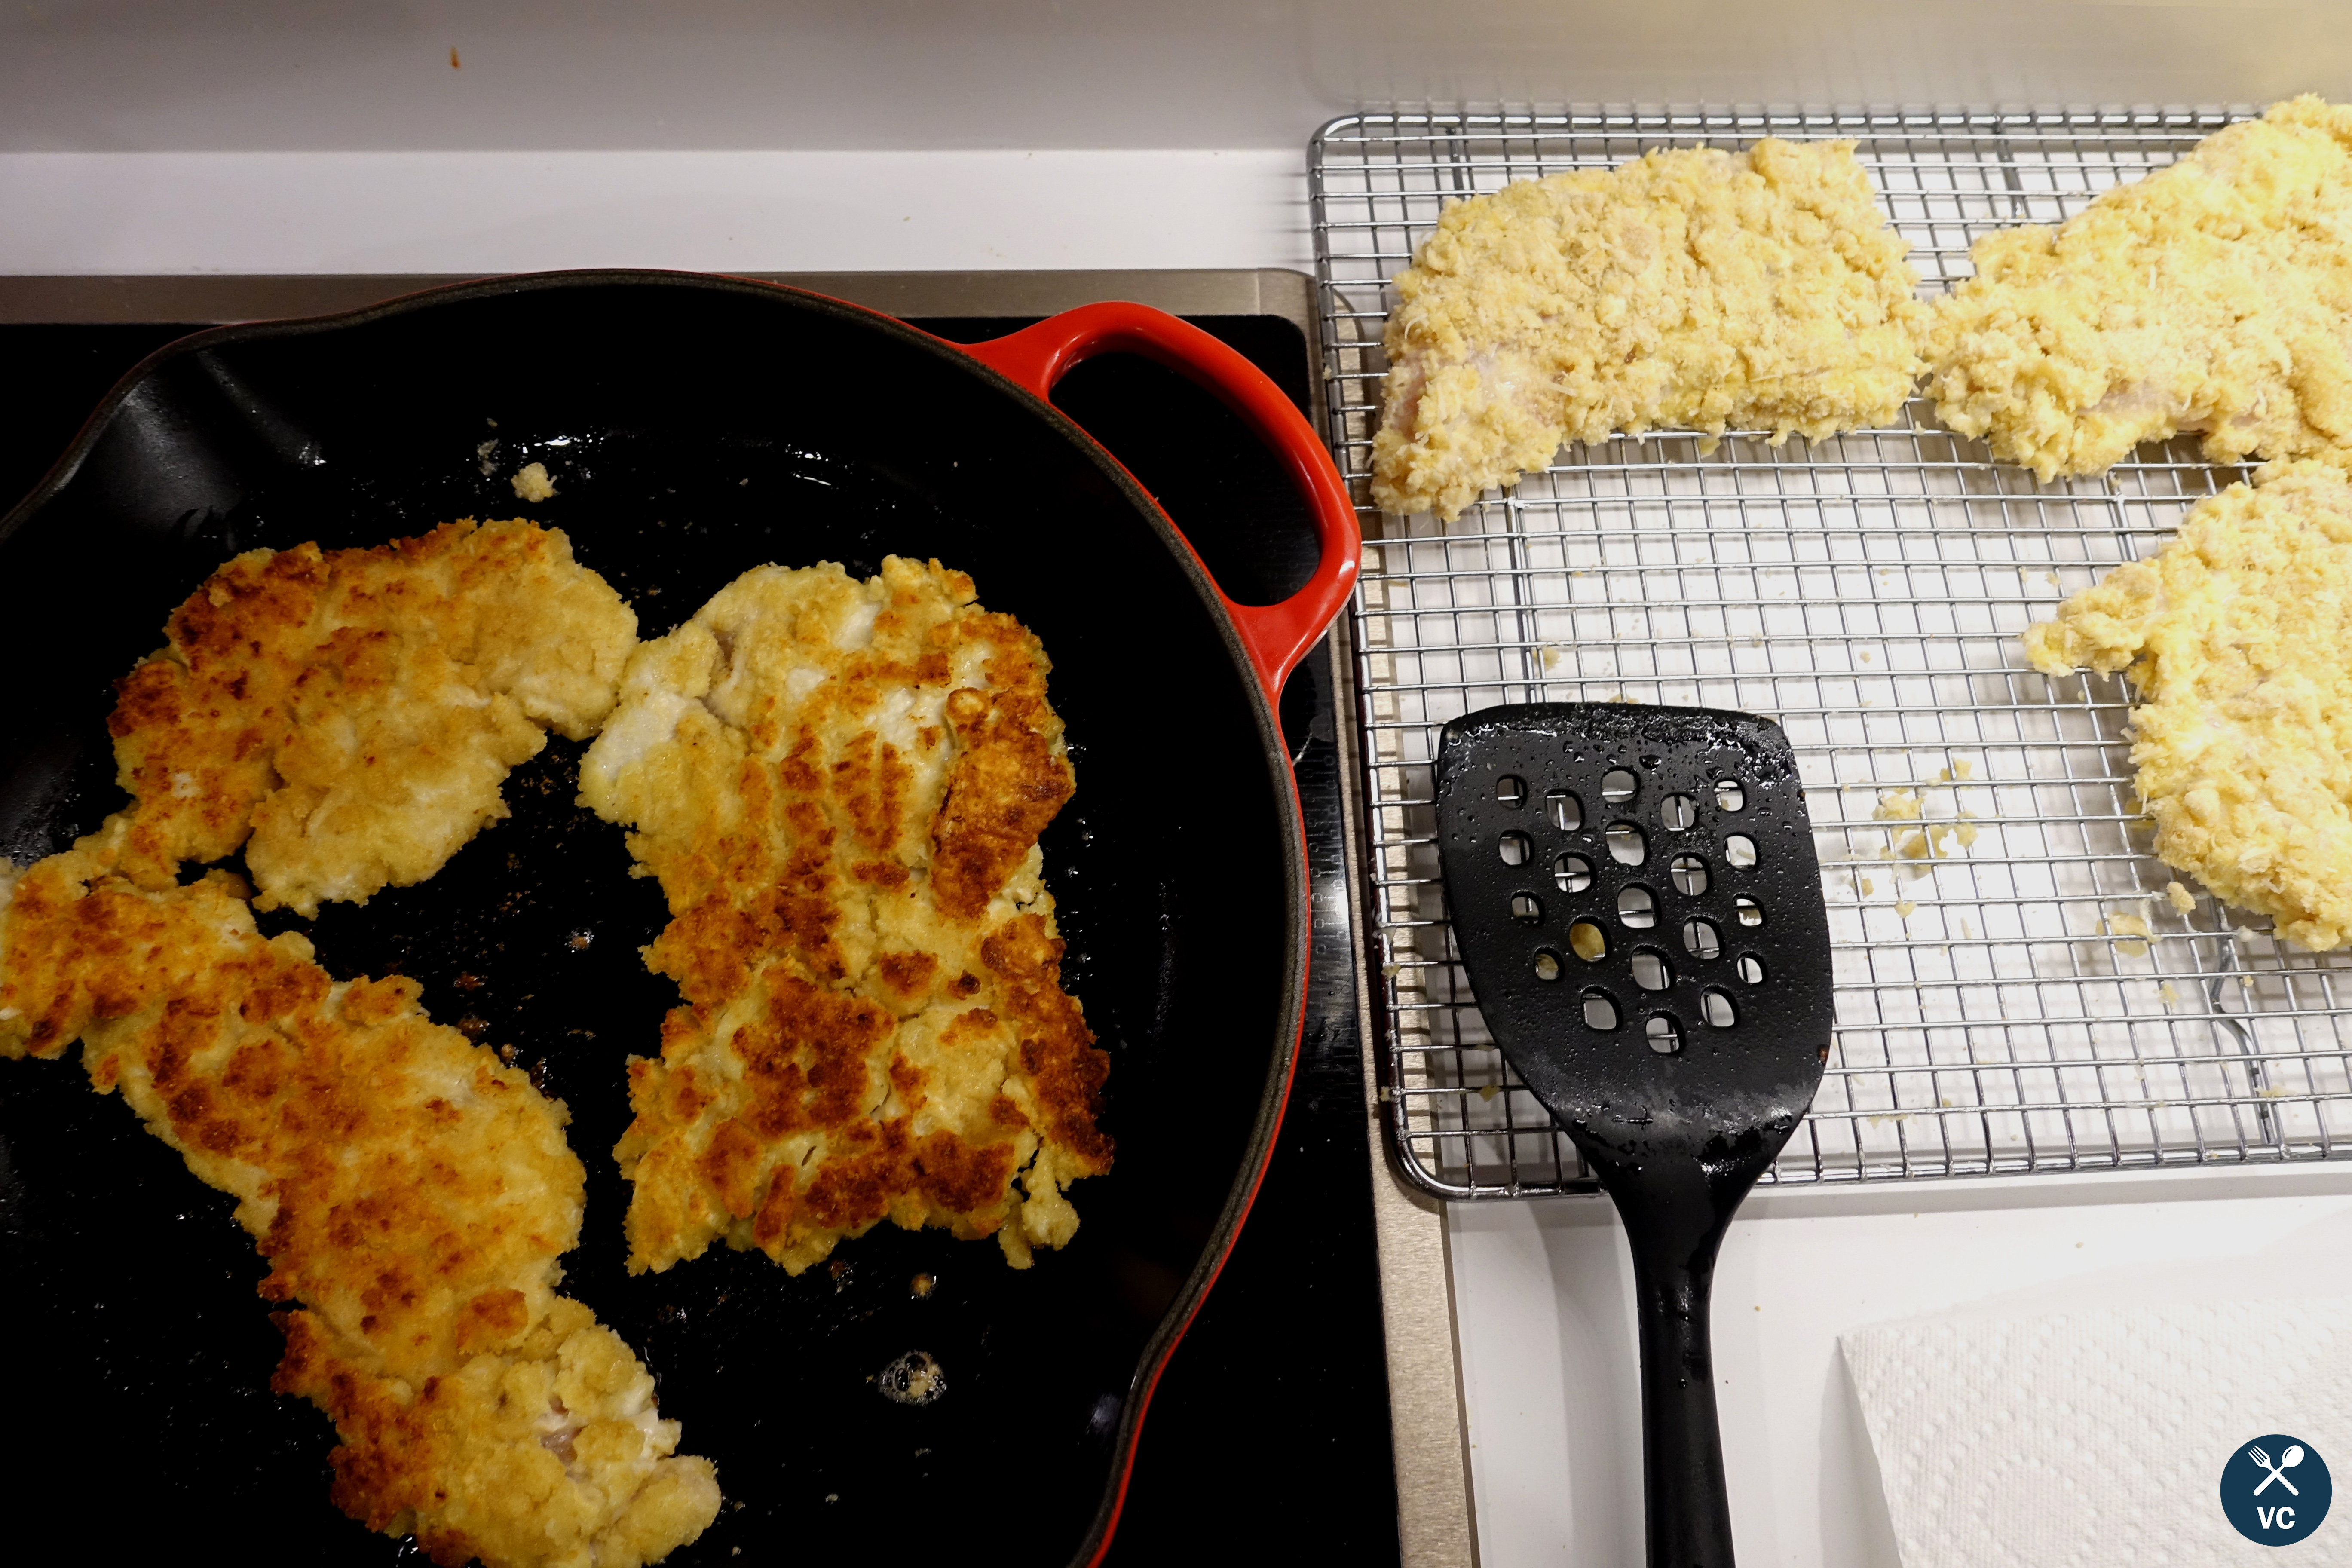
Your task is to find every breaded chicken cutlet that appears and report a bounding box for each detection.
[1925,98,2352,480]
[579,557,1110,1277]
[108,518,636,916]
[0,820,720,1568]
[1372,138,1925,522]
[2025,461,2352,950]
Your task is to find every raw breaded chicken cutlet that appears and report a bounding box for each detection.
[108,518,636,915]
[2026,461,2352,950]
[579,557,1111,1277]
[1373,138,1924,521]
[1925,97,2352,480]
[0,821,720,1568]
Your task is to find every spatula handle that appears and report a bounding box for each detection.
[1630,1238,1736,1568]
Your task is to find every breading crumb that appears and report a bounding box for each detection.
[1874,789,1923,822]
[876,1350,946,1406]
[512,461,557,502]
[1871,785,1975,875]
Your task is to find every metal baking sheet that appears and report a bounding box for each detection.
[1311,105,2352,1198]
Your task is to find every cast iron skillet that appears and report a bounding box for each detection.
[0,271,1358,1565]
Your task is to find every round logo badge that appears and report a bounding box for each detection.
[2221,1436,2333,1546]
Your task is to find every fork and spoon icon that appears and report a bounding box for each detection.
[2251,1444,2307,1495]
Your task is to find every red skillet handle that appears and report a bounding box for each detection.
[952,302,1360,707]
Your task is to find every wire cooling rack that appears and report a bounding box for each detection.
[1313,105,2352,1198]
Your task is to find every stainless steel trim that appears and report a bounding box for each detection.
[1332,611,1481,1568]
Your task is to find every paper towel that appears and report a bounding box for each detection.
[1842,1298,2352,1567]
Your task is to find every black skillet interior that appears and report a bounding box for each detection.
[0,273,1306,1565]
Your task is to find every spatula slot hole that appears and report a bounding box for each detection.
[1701,988,1738,1028]
[1734,895,1765,927]
[1724,833,1758,868]
[1499,831,1532,867]
[1629,949,1671,992]
[1510,892,1544,925]
[1669,854,1709,896]
[1532,949,1563,982]
[1547,790,1583,831]
[1660,793,1696,831]
[1553,853,1593,893]
[1715,779,1746,812]
[1602,768,1638,805]
[1605,823,1646,865]
[1496,775,1527,807]
[1737,953,1767,985]
[1581,990,1620,1031]
[1568,921,1608,962]
[1681,919,1721,959]
[1616,885,1656,928]
[1644,1014,1682,1054]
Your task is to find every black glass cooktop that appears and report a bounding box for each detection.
[0,306,1398,1568]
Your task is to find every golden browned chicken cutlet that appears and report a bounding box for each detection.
[0,819,720,1567]
[108,518,636,916]
[579,557,1110,1277]
[1925,97,2352,480]
[1372,138,1925,521]
[2025,461,2352,949]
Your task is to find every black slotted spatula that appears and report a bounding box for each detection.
[1433,703,1834,1568]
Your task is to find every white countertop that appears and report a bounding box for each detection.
[15,142,2352,1568]
[0,150,1309,276]
[1452,1168,2352,1567]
